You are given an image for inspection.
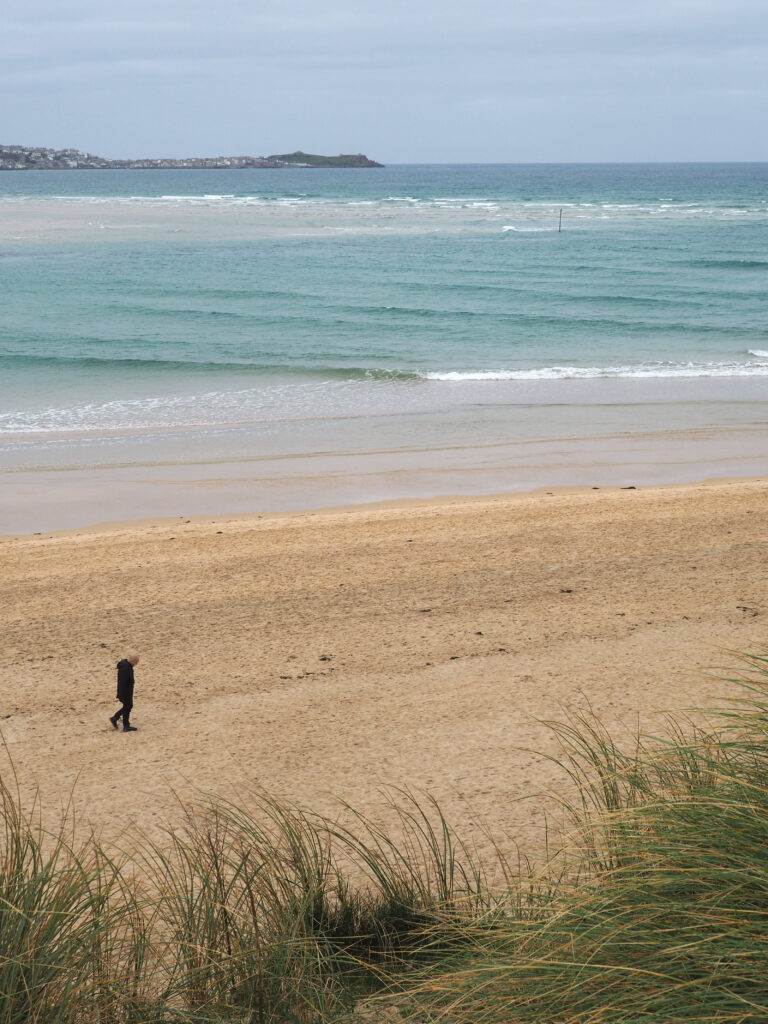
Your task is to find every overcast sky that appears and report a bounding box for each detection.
[3,0,767,162]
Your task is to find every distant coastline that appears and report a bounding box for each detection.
[0,146,384,170]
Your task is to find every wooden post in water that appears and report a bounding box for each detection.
[558,208,563,232]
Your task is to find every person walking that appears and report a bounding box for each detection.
[110,654,139,732]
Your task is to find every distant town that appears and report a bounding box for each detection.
[0,146,384,170]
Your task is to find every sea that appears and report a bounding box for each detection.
[1,163,767,531]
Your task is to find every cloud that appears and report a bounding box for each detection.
[3,0,768,160]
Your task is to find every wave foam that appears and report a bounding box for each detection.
[2,359,766,438]
[3,193,766,225]
[423,360,768,381]
[502,225,557,233]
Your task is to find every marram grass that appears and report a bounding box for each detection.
[387,654,768,1024]
[0,767,152,1024]
[3,655,768,1022]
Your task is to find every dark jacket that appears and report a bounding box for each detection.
[116,659,135,702]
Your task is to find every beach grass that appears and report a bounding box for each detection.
[3,656,768,1022]
[0,765,153,1024]
[385,654,768,1024]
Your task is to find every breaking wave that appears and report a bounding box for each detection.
[423,360,768,381]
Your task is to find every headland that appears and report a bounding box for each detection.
[0,145,384,169]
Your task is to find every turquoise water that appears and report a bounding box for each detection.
[1,164,767,527]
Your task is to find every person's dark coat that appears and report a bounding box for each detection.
[116,659,135,702]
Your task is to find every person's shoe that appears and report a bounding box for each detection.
[109,716,118,730]
[123,726,138,732]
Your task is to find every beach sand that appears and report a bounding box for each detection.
[1,479,766,863]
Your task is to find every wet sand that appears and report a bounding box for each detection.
[3,416,768,536]
[1,479,766,862]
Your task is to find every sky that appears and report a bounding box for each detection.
[3,0,767,163]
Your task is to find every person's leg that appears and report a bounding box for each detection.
[110,703,124,728]
[122,700,133,730]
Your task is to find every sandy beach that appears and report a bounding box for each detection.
[1,478,766,862]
